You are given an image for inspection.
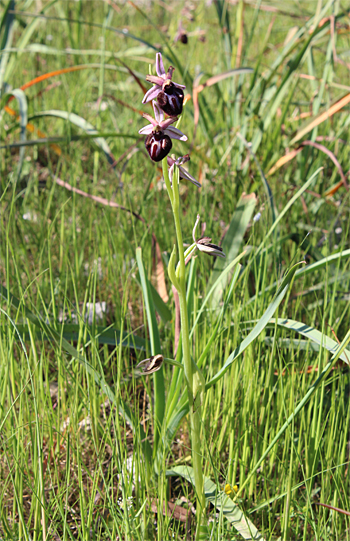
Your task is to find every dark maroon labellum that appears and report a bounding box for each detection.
[145,131,172,162]
[180,33,188,44]
[157,82,184,117]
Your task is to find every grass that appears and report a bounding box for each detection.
[0,0,350,539]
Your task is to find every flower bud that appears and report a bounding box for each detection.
[145,131,172,162]
[136,354,164,375]
[157,82,184,117]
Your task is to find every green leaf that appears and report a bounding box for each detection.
[149,281,172,323]
[136,248,162,356]
[207,262,304,389]
[23,43,154,58]
[295,248,350,278]
[167,466,265,540]
[258,167,322,253]
[0,284,85,362]
[6,323,147,350]
[264,337,326,354]
[271,318,350,365]
[248,2,336,153]
[209,193,256,309]
[162,265,243,464]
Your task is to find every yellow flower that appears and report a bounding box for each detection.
[224,483,238,499]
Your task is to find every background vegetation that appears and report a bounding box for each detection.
[0,0,349,539]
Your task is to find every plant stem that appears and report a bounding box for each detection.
[162,159,206,536]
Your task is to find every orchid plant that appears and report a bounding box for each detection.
[134,53,302,540]
[138,52,224,538]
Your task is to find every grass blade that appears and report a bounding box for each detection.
[268,141,348,190]
[136,247,164,455]
[207,262,304,389]
[236,327,350,499]
[134,277,171,324]
[247,248,350,306]
[209,193,256,309]
[0,0,15,90]
[193,68,253,128]
[189,251,246,339]
[255,167,322,255]
[0,284,152,462]
[4,0,59,82]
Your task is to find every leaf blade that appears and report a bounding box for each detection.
[272,318,350,365]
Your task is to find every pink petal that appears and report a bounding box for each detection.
[156,53,165,77]
[143,112,158,126]
[142,86,161,104]
[146,75,164,86]
[139,125,154,135]
[160,117,177,130]
[174,82,186,90]
[152,101,164,123]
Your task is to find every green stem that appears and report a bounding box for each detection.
[162,158,206,536]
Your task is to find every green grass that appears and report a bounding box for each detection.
[0,0,350,539]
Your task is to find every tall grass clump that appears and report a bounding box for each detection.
[0,1,349,540]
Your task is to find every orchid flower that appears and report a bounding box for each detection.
[167,155,201,188]
[192,214,226,258]
[139,102,187,162]
[142,53,186,116]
